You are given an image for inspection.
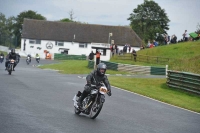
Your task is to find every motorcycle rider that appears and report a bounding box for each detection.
[77,63,112,107]
[0,52,4,63]
[35,53,40,61]
[27,54,31,63]
[5,49,18,71]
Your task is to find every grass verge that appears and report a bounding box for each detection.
[39,60,130,75]
[108,76,200,113]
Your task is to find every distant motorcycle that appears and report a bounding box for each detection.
[26,57,31,65]
[0,56,4,63]
[73,82,110,119]
[36,57,40,63]
[7,59,15,75]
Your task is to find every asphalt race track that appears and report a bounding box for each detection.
[0,58,200,133]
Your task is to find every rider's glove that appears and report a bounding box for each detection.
[107,91,112,96]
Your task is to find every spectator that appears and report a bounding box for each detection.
[149,42,154,48]
[132,49,137,62]
[140,45,145,50]
[88,51,94,60]
[171,34,177,44]
[128,45,131,53]
[168,35,170,44]
[153,40,158,47]
[123,44,127,53]
[112,44,116,55]
[183,30,188,41]
[164,34,168,45]
[94,49,101,66]
[147,40,151,48]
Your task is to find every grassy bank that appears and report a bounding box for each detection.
[111,41,200,74]
[108,76,200,113]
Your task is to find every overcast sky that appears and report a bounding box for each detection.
[0,0,200,41]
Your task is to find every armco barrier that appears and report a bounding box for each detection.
[97,61,166,75]
[101,61,118,70]
[167,70,200,94]
[88,60,94,69]
[54,54,86,60]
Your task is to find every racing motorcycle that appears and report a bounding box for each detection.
[26,56,31,65]
[73,82,109,119]
[36,57,40,63]
[7,59,15,75]
[0,56,3,63]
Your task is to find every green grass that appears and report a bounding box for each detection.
[0,51,7,55]
[108,77,200,113]
[39,60,129,75]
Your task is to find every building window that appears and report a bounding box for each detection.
[29,40,35,44]
[98,49,106,56]
[56,41,64,46]
[29,39,41,44]
[79,43,87,48]
[36,40,41,44]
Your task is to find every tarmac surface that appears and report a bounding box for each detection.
[0,58,199,133]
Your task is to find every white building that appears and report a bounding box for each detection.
[21,19,142,60]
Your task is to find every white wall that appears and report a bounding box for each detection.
[0,45,9,53]
[21,39,111,60]
[117,45,140,53]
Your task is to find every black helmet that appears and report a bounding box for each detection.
[11,49,15,54]
[97,63,107,76]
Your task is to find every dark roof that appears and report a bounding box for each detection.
[22,19,142,47]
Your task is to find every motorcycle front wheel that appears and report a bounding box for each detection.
[89,102,103,119]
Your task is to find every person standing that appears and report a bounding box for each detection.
[132,49,137,62]
[88,51,94,60]
[94,50,101,66]
[183,30,188,41]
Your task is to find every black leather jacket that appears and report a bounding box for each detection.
[86,70,111,92]
[7,52,17,60]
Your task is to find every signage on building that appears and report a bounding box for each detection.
[46,42,53,49]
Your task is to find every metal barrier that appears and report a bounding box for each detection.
[167,70,200,94]
[54,54,86,60]
[100,61,166,75]
[117,54,171,65]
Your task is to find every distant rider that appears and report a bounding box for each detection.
[27,54,31,63]
[35,53,40,62]
[0,52,4,63]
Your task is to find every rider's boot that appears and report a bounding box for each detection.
[77,91,87,107]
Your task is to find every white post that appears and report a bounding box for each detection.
[166,65,168,78]
[94,57,96,69]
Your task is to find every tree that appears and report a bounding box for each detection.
[0,13,15,36]
[0,12,16,47]
[127,0,170,43]
[13,10,46,46]
[60,18,73,22]
[69,9,76,21]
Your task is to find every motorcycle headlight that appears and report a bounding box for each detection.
[10,59,14,63]
[99,86,108,94]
